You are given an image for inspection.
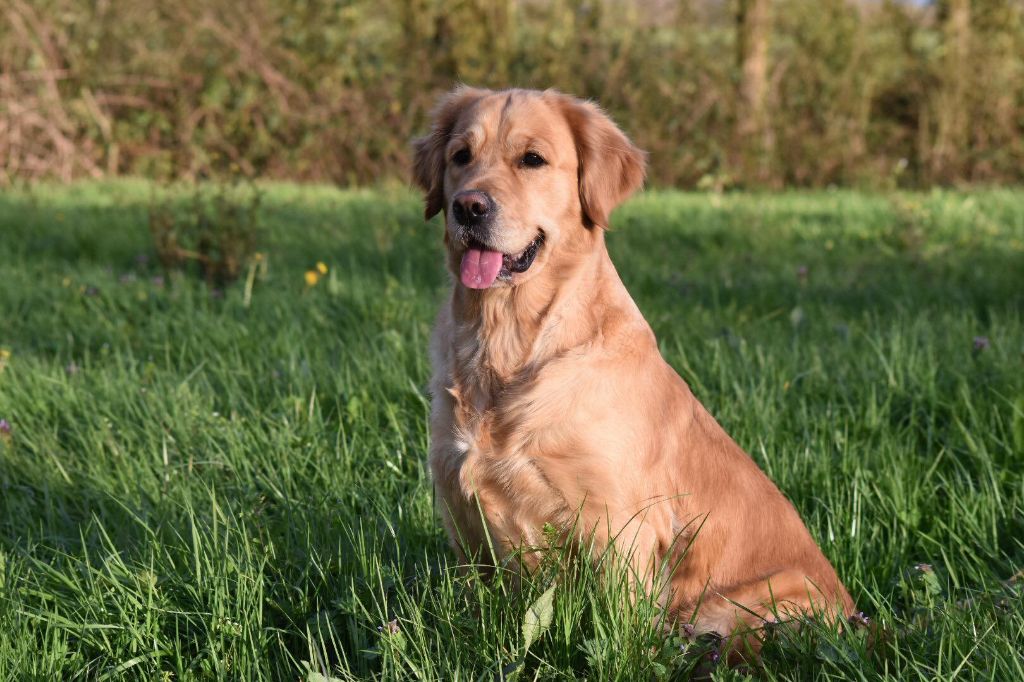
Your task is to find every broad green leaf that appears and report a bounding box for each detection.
[522,584,556,656]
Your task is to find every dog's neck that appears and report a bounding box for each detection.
[449,230,612,384]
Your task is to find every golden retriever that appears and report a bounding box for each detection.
[413,86,855,656]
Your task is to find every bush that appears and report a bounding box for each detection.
[148,182,263,286]
[1,0,1022,188]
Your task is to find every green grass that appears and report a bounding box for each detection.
[0,181,1022,680]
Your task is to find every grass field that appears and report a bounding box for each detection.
[0,181,1022,680]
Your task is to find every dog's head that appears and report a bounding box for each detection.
[413,87,646,290]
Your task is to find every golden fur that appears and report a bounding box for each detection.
[413,86,855,653]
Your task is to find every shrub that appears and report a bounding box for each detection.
[1,0,1022,188]
[148,182,263,286]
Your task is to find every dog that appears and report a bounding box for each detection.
[413,86,855,655]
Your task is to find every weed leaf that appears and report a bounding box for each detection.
[522,584,556,656]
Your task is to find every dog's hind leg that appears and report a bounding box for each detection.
[690,570,853,663]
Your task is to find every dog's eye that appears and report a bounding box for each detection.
[452,148,472,166]
[521,152,546,168]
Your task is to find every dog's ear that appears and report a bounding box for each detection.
[412,86,487,220]
[558,95,647,229]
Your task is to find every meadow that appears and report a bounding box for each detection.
[0,182,1021,680]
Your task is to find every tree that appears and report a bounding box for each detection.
[735,0,773,186]
[931,0,971,182]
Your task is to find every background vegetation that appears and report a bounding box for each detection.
[0,183,1021,679]
[3,0,1023,189]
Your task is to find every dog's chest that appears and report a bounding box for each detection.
[442,370,516,485]
[431,353,570,553]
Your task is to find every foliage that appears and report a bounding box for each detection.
[1,1,1023,188]
[148,181,265,286]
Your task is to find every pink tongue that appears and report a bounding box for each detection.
[460,248,504,289]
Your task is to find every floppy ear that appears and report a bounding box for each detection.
[412,86,487,220]
[558,96,647,229]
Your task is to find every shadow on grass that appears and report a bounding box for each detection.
[3,190,1021,324]
[0,454,445,678]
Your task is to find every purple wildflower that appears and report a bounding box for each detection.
[973,336,990,352]
[848,611,871,629]
[0,419,10,435]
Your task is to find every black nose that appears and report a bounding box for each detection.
[451,190,494,227]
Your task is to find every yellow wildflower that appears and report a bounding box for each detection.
[316,261,328,275]
[0,348,9,373]
[304,271,320,287]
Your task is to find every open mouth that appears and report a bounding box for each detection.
[459,232,545,289]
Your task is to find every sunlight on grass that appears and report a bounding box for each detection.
[0,182,1021,679]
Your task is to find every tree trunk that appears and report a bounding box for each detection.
[735,0,772,186]
[931,0,971,182]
